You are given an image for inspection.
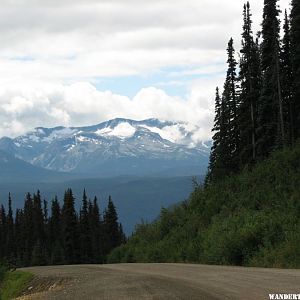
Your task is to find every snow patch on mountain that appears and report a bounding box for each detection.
[96,122,136,138]
[140,125,184,144]
[43,128,77,143]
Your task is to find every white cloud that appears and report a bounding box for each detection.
[0,82,214,140]
[0,0,291,139]
[0,0,290,80]
[97,122,137,138]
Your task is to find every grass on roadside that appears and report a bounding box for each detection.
[0,271,33,300]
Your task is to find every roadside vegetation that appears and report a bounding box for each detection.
[108,144,300,268]
[0,269,33,300]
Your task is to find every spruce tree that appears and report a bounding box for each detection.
[206,87,222,184]
[61,189,79,264]
[79,189,91,263]
[257,0,285,157]
[281,10,295,145]
[89,197,103,263]
[290,0,300,139]
[23,193,34,265]
[6,194,15,261]
[207,39,240,183]
[0,205,7,259]
[238,2,261,165]
[221,38,239,174]
[14,209,24,266]
[32,191,45,246]
[49,197,63,262]
[103,196,121,256]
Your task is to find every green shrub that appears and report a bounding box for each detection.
[108,145,300,268]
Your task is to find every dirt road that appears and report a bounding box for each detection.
[19,263,300,300]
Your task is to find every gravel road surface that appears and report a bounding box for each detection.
[19,263,300,300]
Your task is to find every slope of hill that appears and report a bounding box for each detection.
[108,144,300,268]
[0,118,210,177]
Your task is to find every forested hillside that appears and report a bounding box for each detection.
[108,144,300,267]
[108,0,300,268]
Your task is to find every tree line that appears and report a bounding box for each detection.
[206,0,300,183]
[0,189,125,267]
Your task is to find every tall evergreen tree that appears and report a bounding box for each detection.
[206,87,222,184]
[49,197,61,248]
[257,0,285,157]
[14,209,24,266]
[0,205,7,259]
[6,194,15,260]
[290,0,300,139]
[23,193,34,265]
[61,189,79,264]
[32,191,45,246]
[79,189,91,263]
[103,196,122,256]
[238,2,261,165]
[89,197,103,263]
[221,38,240,174]
[207,39,239,183]
[49,197,64,265]
[281,10,295,145]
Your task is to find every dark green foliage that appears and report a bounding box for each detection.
[0,207,6,260]
[50,241,65,265]
[0,189,124,267]
[222,38,240,172]
[238,2,261,165]
[31,240,47,266]
[6,194,14,261]
[291,0,300,138]
[103,196,124,257]
[0,262,9,289]
[208,0,299,183]
[79,189,91,263]
[257,0,285,156]
[206,87,222,183]
[207,39,240,183]
[61,189,79,264]
[108,144,300,268]
[281,10,295,145]
[89,197,103,263]
[48,196,61,260]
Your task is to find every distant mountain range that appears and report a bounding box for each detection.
[0,118,210,178]
[0,118,210,233]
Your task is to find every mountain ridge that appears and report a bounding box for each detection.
[0,118,210,177]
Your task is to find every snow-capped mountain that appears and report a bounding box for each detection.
[0,118,210,176]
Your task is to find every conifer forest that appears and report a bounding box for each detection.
[0,190,125,267]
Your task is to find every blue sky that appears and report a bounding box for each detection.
[94,65,226,98]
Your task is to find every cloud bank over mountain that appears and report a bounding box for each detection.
[0,0,290,139]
